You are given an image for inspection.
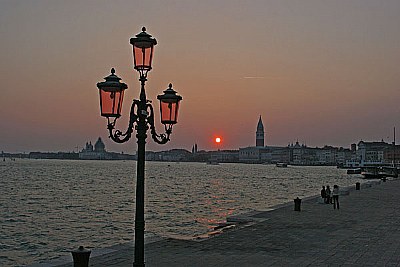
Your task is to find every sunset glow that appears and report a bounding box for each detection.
[215,137,221,144]
[1,1,400,152]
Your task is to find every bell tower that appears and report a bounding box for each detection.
[256,116,265,147]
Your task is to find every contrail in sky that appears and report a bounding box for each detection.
[243,76,265,79]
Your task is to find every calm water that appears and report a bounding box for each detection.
[0,159,365,266]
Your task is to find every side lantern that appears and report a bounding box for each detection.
[96,68,128,118]
[157,83,182,125]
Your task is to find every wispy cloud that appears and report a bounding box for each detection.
[243,76,265,79]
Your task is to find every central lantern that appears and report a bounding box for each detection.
[130,27,157,77]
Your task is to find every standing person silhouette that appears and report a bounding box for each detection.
[321,186,326,203]
[325,185,331,204]
[332,185,340,209]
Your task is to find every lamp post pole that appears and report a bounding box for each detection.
[134,77,148,267]
[96,27,182,267]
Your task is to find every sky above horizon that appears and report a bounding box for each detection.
[1,0,400,153]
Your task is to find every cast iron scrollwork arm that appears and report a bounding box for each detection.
[147,103,172,144]
[107,100,140,143]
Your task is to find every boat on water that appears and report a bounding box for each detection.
[206,161,219,165]
[378,166,398,178]
[361,167,384,179]
[360,166,398,179]
[347,168,362,174]
[276,163,288,168]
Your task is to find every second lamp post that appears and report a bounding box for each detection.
[96,27,182,267]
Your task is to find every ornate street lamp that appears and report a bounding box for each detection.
[96,27,182,267]
[97,68,127,118]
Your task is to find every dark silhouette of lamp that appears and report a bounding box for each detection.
[96,27,182,267]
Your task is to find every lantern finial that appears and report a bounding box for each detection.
[142,27,146,32]
[169,83,172,88]
[111,68,115,75]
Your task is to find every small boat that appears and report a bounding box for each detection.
[378,166,398,178]
[206,161,219,165]
[361,167,385,179]
[276,163,288,168]
[347,168,362,174]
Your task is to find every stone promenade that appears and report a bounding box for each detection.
[53,179,400,266]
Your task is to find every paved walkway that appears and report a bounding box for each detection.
[52,179,400,266]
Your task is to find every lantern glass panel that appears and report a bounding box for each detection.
[99,89,124,117]
[160,100,179,124]
[133,46,154,70]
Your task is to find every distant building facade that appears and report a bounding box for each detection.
[239,115,358,165]
[79,138,109,160]
[79,137,134,160]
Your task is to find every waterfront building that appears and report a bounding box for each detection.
[315,146,337,165]
[240,126,359,165]
[271,147,291,164]
[356,141,391,166]
[343,141,393,167]
[290,142,317,165]
[335,147,354,166]
[383,144,400,166]
[157,149,192,162]
[189,150,210,162]
[29,152,78,160]
[144,149,192,161]
[239,146,290,164]
[239,146,266,163]
[211,150,239,163]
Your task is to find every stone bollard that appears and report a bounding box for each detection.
[356,182,360,190]
[71,246,91,267]
[294,197,301,211]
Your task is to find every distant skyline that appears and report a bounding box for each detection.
[1,0,400,153]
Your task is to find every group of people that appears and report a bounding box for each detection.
[321,185,340,209]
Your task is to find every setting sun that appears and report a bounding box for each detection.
[215,137,221,143]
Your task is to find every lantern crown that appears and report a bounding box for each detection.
[130,27,157,77]
[157,83,182,102]
[97,68,128,92]
[130,27,157,48]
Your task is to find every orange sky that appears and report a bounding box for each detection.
[1,0,400,153]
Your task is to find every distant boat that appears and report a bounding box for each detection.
[276,163,288,168]
[206,161,219,165]
[347,168,362,174]
[361,166,398,179]
[378,166,398,178]
[361,167,386,179]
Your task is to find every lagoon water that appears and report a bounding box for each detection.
[0,159,365,266]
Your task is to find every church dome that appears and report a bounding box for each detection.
[94,137,106,152]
